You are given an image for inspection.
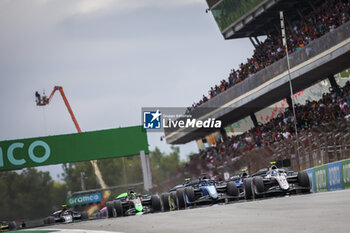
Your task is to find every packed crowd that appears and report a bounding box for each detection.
[188,81,350,177]
[187,0,350,113]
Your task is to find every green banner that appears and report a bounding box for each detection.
[0,126,148,171]
[341,159,350,189]
[314,165,328,192]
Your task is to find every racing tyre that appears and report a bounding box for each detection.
[253,176,264,198]
[8,221,17,231]
[106,201,115,218]
[161,192,171,211]
[48,216,55,224]
[226,181,239,198]
[176,188,186,209]
[170,191,178,210]
[184,186,196,202]
[43,218,48,225]
[81,211,88,220]
[113,199,124,217]
[244,178,253,200]
[151,195,162,212]
[298,171,311,193]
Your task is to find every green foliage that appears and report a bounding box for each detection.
[151,146,184,184]
[0,168,67,220]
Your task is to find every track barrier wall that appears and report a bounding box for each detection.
[305,158,350,192]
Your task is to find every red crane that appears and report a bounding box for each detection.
[36,86,81,132]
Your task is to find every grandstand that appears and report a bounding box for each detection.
[165,0,350,144]
[165,0,350,175]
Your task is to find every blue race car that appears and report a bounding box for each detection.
[162,176,239,210]
[229,169,250,199]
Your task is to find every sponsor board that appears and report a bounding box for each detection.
[327,161,342,191]
[314,165,328,192]
[341,159,350,189]
[66,193,102,206]
[0,126,148,171]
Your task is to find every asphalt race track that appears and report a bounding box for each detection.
[34,189,350,233]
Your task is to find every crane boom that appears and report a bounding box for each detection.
[37,86,82,132]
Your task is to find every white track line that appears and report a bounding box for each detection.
[25,229,124,233]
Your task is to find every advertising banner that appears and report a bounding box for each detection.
[341,159,350,189]
[327,161,342,191]
[66,193,102,206]
[314,165,328,192]
[0,126,148,171]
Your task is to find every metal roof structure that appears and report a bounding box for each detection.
[207,0,325,39]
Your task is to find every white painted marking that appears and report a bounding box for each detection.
[35,229,124,233]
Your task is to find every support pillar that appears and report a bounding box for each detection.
[249,37,258,48]
[328,75,341,96]
[286,96,293,110]
[250,113,259,128]
[220,128,228,141]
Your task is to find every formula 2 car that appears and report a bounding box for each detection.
[162,176,239,210]
[44,205,88,224]
[229,169,249,199]
[244,162,311,199]
[106,190,162,217]
[0,221,17,231]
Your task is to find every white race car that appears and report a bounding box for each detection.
[244,163,311,199]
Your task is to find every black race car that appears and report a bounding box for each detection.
[44,206,88,224]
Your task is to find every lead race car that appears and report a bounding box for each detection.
[106,190,162,217]
[244,162,311,199]
[161,175,239,210]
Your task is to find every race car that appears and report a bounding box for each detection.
[244,162,311,199]
[0,221,17,231]
[106,190,162,217]
[44,205,88,224]
[229,169,249,199]
[161,176,238,210]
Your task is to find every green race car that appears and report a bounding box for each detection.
[106,190,162,217]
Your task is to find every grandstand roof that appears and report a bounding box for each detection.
[207,0,325,39]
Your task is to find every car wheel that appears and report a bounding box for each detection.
[81,211,88,220]
[184,186,196,202]
[160,192,171,211]
[9,221,17,230]
[48,216,55,224]
[170,191,177,210]
[244,178,253,200]
[113,199,124,217]
[226,181,239,198]
[253,176,264,198]
[298,171,311,192]
[176,188,186,209]
[106,201,115,218]
[151,195,162,212]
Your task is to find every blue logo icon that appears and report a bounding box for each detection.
[143,110,162,129]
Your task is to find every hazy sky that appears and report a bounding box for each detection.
[0,0,254,178]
